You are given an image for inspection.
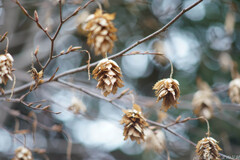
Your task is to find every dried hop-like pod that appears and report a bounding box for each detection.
[144,128,165,153]
[0,53,14,85]
[12,146,33,160]
[193,78,221,119]
[192,90,221,120]
[196,137,222,160]
[84,9,117,57]
[228,78,240,104]
[120,104,149,144]
[92,58,124,96]
[153,78,180,112]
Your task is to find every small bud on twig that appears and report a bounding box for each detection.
[34,46,39,55]
[60,50,65,55]
[34,10,39,22]
[42,105,50,111]
[35,104,42,109]
[67,45,73,53]
[71,46,82,51]
[181,117,191,123]
[175,115,181,123]
[27,103,34,107]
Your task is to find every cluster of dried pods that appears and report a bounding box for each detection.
[82,9,224,160]
[1,3,239,160]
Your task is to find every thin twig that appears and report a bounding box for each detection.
[52,0,203,79]
[3,0,203,95]
[57,80,233,160]
[57,79,124,110]
[62,0,94,23]
[62,130,72,160]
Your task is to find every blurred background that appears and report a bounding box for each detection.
[0,0,240,159]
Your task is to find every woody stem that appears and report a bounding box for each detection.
[169,58,174,79]
[5,37,9,54]
[200,116,210,137]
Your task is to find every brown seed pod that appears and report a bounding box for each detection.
[153,78,180,112]
[92,58,124,96]
[83,9,117,57]
[0,53,14,85]
[228,78,240,104]
[196,137,222,160]
[12,146,33,160]
[120,104,149,144]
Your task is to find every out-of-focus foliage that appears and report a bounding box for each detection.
[0,0,240,160]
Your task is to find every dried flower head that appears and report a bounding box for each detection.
[196,137,222,160]
[192,90,215,119]
[120,104,148,144]
[192,79,221,120]
[84,9,117,57]
[68,97,87,114]
[153,78,180,112]
[144,128,165,153]
[92,58,124,96]
[12,146,33,160]
[0,53,14,85]
[228,78,240,104]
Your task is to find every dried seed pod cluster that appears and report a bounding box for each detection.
[228,78,240,104]
[0,53,13,85]
[120,104,148,144]
[153,78,180,112]
[92,58,124,97]
[196,137,221,160]
[192,79,221,119]
[192,90,221,119]
[84,9,117,57]
[144,128,165,153]
[12,146,33,160]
